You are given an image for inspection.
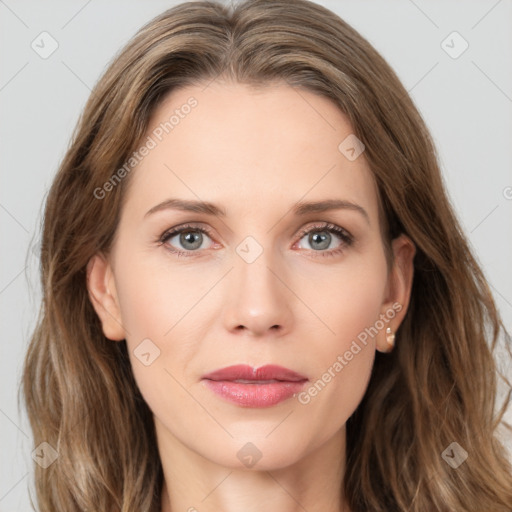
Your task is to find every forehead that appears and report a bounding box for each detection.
[124,80,380,226]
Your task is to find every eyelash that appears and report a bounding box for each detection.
[157,222,354,259]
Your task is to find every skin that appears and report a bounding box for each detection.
[87,80,415,512]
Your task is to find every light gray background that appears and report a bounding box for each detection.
[1,1,511,510]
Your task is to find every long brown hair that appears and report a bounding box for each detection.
[22,1,512,510]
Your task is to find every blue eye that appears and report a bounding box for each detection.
[295,222,354,258]
[159,224,214,257]
[158,222,354,258]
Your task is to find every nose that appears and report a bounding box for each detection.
[222,246,294,338]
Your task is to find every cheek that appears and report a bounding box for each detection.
[113,249,196,339]
[111,247,218,401]
[295,243,388,351]
[292,248,387,426]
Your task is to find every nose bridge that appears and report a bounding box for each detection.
[224,233,292,335]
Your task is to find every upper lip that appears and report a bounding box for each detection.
[202,364,308,382]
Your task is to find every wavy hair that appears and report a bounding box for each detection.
[22,0,512,510]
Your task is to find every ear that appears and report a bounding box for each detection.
[86,253,125,341]
[376,234,416,354]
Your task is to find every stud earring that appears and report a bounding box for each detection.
[385,327,395,351]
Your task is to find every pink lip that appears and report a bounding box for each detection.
[201,364,308,408]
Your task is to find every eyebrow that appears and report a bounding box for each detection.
[144,198,370,225]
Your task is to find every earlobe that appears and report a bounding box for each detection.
[376,234,416,353]
[86,253,125,341]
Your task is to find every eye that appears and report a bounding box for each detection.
[294,222,354,258]
[159,223,215,257]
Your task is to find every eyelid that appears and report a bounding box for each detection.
[158,222,217,250]
[295,222,353,243]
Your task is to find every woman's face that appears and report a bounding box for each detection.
[88,80,414,470]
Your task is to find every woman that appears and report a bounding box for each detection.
[22,0,512,510]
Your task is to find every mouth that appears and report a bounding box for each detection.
[201,364,308,407]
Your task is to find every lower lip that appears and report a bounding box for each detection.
[202,379,307,407]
